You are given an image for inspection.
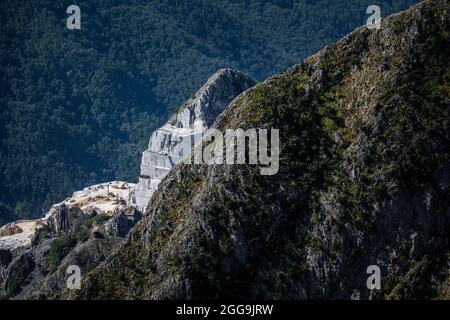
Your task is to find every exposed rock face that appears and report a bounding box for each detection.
[104,207,142,238]
[0,249,13,286]
[0,181,136,251]
[0,249,12,267]
[4,254,35,297]
[0,220,45,250]
[0,236,122,300]
[0,204,134,299]
[47,205,86,235]
[134,69,255,211]
[0,225,23,237]
[69,0,450,300]
[0,182,141,299]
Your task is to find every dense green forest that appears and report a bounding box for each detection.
[0,0,419,221]
[0,202,18,226]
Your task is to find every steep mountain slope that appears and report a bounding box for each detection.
[0,0,419,221]
[71,0,450,299]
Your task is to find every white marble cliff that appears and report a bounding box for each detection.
[134,68,255,212]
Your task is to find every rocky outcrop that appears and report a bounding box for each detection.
[0,212,131,299]
[4,254,35,297]
[0,249,13,287]
[28,237,123,300]
[0,220,45,250]
[46,205,86,235]
[57,181,136,215]
[0,181,136,251]
[104,207,142,238]
[0,225,23,237]
[0,195,141,299]
[134,69,255,211]
[69,0,450,300]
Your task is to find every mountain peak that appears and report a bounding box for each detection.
[135,69,255,211]
[168,68,256,129]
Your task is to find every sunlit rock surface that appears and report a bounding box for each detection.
[53,181,136,216]
[0,181,135,250]
[135,68,255,211]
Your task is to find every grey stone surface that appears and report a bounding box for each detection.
[135,68,255,211]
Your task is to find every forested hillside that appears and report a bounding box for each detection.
[0,0,418,220]
[0,202,18,226]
